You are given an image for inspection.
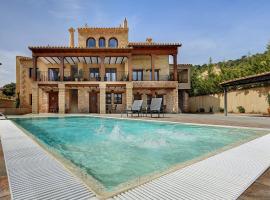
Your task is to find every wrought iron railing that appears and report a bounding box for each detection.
[36,70,174,82]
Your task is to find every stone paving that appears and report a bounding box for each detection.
[0,141,10,200]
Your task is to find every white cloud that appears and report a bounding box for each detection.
[0,50,27,86]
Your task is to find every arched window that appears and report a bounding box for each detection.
[108,38,118,47]
[86,37,96,47]
[99,37,106,47]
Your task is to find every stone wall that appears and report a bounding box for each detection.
[189,86,270,114]
[78,28,128,48]
[38,89,48,113]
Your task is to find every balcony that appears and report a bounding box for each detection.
[37,70,129,82]
[36,70,174,82]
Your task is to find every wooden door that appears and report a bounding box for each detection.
[49,92,59,113]
[89,92,97,113]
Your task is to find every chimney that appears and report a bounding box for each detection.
[68,27,75,47]
[146,37,153,43]
[123,18,128,28]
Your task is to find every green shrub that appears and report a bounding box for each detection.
[199,108,205,113]
[219,107,224,112]
[237,106,245,113]
[267,94,270,106]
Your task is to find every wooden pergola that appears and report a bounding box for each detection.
[220,71,270,116]
[29,43,181,82]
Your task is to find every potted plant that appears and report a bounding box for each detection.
[267,94,270,115]
[74,72,79,81]
[78,69,84,81]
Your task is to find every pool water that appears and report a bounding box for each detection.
[12,117,264,194]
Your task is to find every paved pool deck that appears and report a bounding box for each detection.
[1,113,270,199]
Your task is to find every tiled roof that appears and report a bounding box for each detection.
[220,71,270,86]
[128,42,181,47]
[28,46,132,49]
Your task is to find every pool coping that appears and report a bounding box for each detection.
[3,114,270,199]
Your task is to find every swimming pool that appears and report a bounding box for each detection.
[12,116,266,197]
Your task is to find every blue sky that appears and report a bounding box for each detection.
[0,0,270,86]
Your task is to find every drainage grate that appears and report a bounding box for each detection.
[0,120,97,200]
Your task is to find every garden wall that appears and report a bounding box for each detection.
[189,86,270,114]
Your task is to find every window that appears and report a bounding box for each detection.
[29,68,33,78]
[106,93,112,104]
[108,38,118,47]
[48,68,59,81]
[99,37,105,47]
[114,93,122,104]
[86,37,96,47]
[132,69,143,81]
[89,68,99,79]
[29,94,32,105]
[179,69,189,83]
[29,68,39,78]
[105,68,117,81]
[149,69,159,81]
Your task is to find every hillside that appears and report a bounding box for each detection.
[190,43,270,96]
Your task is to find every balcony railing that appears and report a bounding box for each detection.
[37,71,129,82]
[36,71,174,82]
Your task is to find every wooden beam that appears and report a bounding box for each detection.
[64,57,71,64]
[51,57,58,64]
[83,57,87,64]
[151,54,155,81]
[173,54,178,81]
[70,57,76,65]
[60,56,64,81]
[44,57,53,64]
[128,56,132,81]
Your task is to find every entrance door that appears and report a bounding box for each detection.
[71,65,78,81]
[70,89,78,113]
[49,91,59,113]
[89,92,98,113]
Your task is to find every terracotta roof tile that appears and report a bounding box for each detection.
[128,42,181,47]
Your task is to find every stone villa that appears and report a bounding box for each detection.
[16,19,190,114]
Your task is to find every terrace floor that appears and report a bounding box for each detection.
[1,113,270,199]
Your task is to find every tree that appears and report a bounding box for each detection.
[2,82,16,96]
[267,41,270,53]
[190,42,270,96]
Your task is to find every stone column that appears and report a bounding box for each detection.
[58,83,65,114]
[142,93,147,108]
[32,83,39,114]
[126,82,133,109]
[173,88,179,113]
[99,83,106,114]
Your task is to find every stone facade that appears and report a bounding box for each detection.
[16,19,190,114]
